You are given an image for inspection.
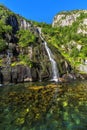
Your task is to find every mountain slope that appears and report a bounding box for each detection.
[41,10,87,74]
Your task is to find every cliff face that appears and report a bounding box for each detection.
[52,10,87,36]
[0,5,72,84]
[52,10,87,74]
[52,11,80,27]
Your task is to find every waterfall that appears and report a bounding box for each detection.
[38,28,59,82]
[44,41,59,82]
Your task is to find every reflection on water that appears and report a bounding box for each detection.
[0,81,87,130]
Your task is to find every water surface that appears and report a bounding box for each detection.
[0,80,87,130]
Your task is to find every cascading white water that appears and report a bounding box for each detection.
[38,28,59,82]
[44,41,59,82]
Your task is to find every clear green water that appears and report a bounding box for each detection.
[0,80,87,130]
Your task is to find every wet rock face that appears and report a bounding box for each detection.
[6,15,19,33]
[31,67,39,81]
[11,65,32,83]
[32,44,52,81]
[1,65,32,84]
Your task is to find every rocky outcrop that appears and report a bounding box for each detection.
[52,10,87,27]
[20,19,32,30]
[77,18,87,35]
[78,64,87,74]
[52,11,80,27]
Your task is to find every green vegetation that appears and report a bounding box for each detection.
[17,30,36,47]
[18,54,33,67]
[0,19,12,35]
[0,19,12,52]
[16,29,37,66]
[0,39,7,51]
[0,4,14,17]
[32,21,51,28]
[0,5,13,52]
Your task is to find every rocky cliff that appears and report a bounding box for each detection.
[0,5,73,84]
[52,10,87,39]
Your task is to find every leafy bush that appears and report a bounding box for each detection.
[0,19,12,39]
[19,54,33,67]
[17,30,36,47]
[0,39,7,52]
